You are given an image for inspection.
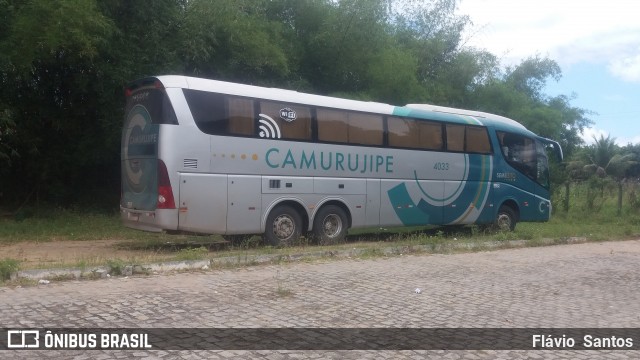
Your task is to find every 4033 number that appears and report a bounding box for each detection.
[434,162,450,170]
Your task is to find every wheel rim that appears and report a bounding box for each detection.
[322,214,343,238]
[273,214,295,240]
[496,213,512,231]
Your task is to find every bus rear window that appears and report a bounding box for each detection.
[125,88,178,125]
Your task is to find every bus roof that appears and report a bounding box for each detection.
[152,75,536,136]
[156,75,395,115]
[404,104,532,134]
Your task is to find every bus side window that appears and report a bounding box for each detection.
[348,113,383,145]
[388,116,419,148]
[388,117,443,150]
[260,101,312,140]
[160,93,179,125]
[227,97,255,135]
[446,124,465,152]
[317,108,348,143]
[420,121,443,150]
[465,126,491,154]
[184,89,228,135]
[185,89,259,137]
[317,109,383,146]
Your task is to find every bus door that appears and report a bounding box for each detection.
[226,175,262,234]
[178,173,227,233]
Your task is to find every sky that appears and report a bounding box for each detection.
[455,0,640,146]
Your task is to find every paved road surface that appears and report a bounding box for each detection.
[1,240,639,359]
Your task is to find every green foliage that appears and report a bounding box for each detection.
[629,183,640,210]
[0,107,18,170]
[181,0,290,81]
[107,259,124,276]
[367,46,424,104]
[0,209,138,243]
[176,246,209,261]
[0,258,19,282]
[4,0,113,68]
[0,0,599,209]
[548,95,593,158]
[504,56,561,101]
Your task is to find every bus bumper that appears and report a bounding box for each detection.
[120,207,178,232]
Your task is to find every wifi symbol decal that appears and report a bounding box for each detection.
[258,114,282,139]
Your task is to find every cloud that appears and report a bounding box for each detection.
[581,127,640,146]
[616,135,640,146]
[580,127,610,145]
[457,0,640,82]
[608,53,640,83]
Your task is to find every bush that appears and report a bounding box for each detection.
[0,258,19,281]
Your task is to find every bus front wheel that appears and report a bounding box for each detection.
[264,205,302,247]
[312,205,348,245]
[494,205,517,231]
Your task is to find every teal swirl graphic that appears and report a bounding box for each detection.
[387,154,492,225]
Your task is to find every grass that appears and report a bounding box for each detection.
[175,246,210,261]
[106,259,125,275]
[1,184,639,276]
[274,270,294,298]
[0,258,19,282]
[0,209,166,243]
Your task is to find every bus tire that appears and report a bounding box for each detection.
[264,205,302,247]
[312,205,348,245]
[494,205,517,231]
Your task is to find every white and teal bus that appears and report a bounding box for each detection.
[121,75,562,246]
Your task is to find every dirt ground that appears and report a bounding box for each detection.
[4,236,640,270]
[0,240,177,268]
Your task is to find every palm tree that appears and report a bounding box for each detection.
[584,135,636,215]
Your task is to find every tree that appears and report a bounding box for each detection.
[584,135,637,215]
[291,0,391,95]
[0,0,601,212]
[179,0,290,83]
[0,0,118,206]
[366,45,424,104]
[0,107,18,170]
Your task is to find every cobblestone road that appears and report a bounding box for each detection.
[1,240,639,359]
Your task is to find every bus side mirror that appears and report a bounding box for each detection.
[538,137,563,162]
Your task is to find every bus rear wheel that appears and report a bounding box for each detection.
[312,205,348,245]
[494,205,517,231]
[264,205,302,247]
